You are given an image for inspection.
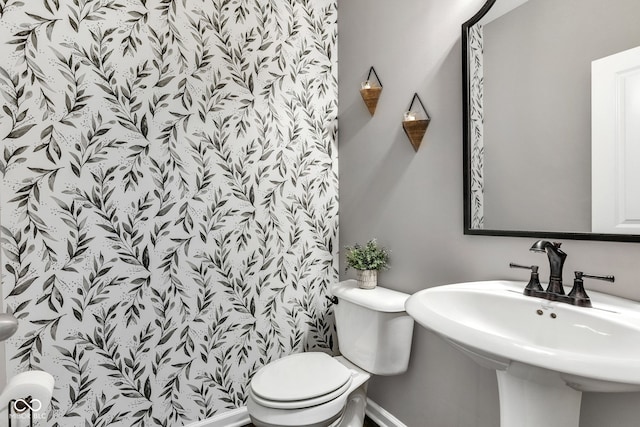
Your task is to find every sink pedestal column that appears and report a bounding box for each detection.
[496,363,581,427]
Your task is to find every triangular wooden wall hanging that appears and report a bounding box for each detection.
[402,93,431,151]
[359,67,383,116]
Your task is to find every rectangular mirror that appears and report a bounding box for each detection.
[462,0,640,242]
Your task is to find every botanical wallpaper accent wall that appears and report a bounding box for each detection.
[0,0,338,425]
[469,24,484,229]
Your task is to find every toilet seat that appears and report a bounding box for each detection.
[250,352,353,409]
[249,376,353,409]
[247,356,371,427]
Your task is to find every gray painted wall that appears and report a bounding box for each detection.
[482,0,640,232]
[338,1,640,426]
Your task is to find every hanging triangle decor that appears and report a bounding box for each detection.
[359,66,383,116]
[402,93,431,151]
[403,119,430,151]
[360,86,382,115]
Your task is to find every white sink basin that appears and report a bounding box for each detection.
[406,280,640,427]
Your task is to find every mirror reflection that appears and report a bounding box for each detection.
[465,0,640,238]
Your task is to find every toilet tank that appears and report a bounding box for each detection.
[331,280,414,375]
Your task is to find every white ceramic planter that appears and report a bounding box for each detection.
[356,270,377,289]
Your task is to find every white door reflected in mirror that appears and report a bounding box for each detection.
[592,45,640,234]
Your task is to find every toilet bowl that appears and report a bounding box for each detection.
[247,355,370,427]
[247,280,415,427]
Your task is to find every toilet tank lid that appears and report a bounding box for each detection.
[330,280,409,312]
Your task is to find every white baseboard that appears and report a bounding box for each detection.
[184,406,249,427]
[183,398,406,427]
[365,398,408,427]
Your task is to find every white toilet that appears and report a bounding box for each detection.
[247,280,415,427]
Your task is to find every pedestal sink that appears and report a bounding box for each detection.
[405,280,640,427]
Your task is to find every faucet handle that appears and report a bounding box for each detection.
[576,271,615,283]
[509,262,538,272]
[509,263,544,297]
[568,271,615,308]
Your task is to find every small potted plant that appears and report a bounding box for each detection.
[345,239,389,289]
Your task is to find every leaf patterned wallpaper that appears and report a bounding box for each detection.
[469,24,484,229]
[0,0,338,425]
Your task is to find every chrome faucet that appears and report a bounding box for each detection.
[529,240,566,297]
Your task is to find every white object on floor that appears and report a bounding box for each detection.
[0,371,55,426]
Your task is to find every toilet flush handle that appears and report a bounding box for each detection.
[326,295,338,305]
